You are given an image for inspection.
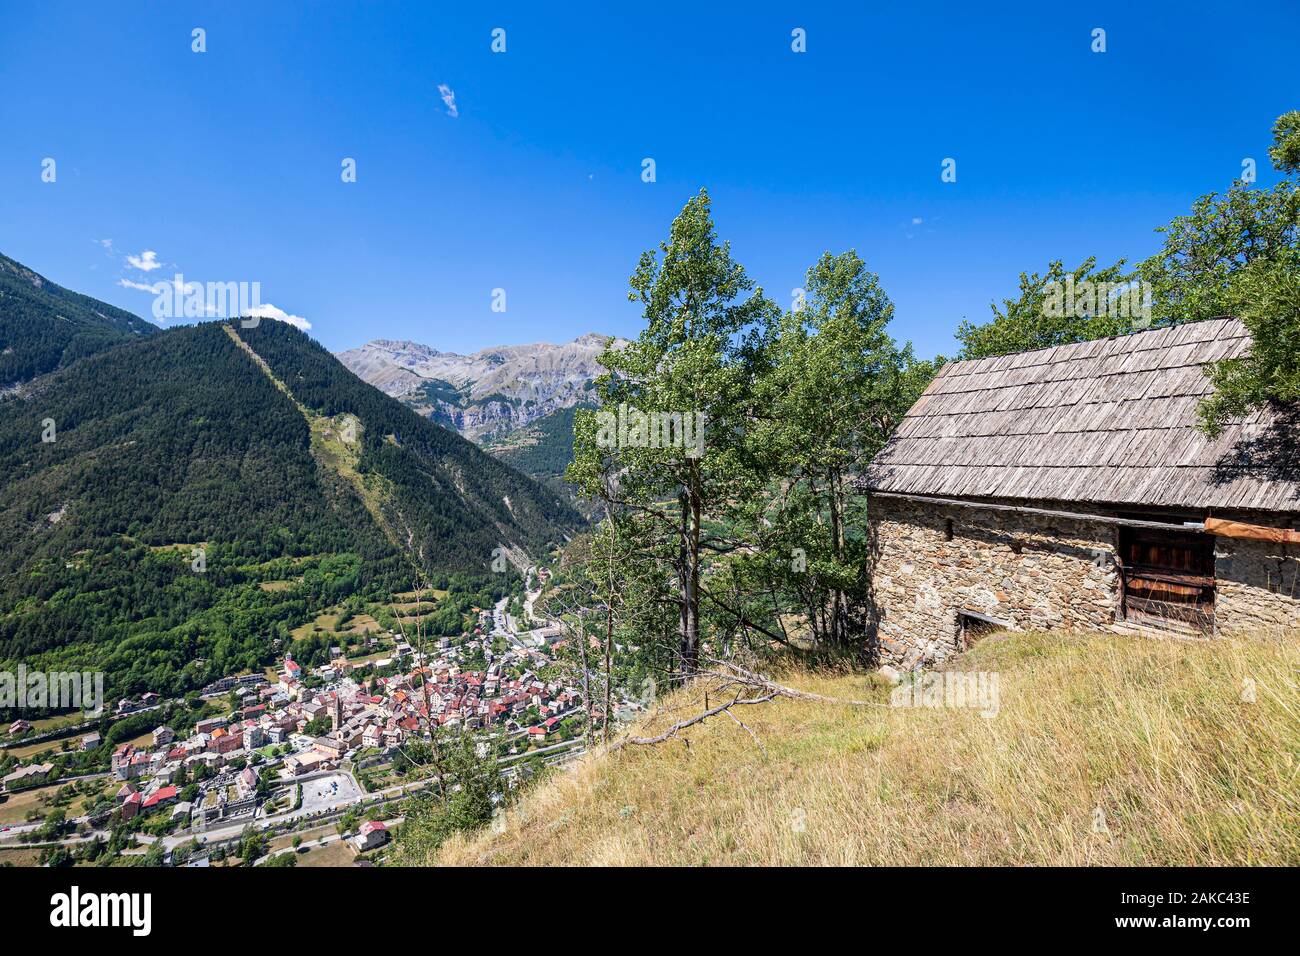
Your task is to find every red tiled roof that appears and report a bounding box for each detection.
[142,786,178,809]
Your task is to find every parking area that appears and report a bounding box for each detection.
[297,772,362,816]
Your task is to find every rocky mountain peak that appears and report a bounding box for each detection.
[337,332,627,443]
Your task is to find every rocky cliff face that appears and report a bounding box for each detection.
[337,333,623,442]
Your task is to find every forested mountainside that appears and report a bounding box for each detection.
[0,252,156,387]
[0,318,579,696]
[487,405,591,497]
[233,320,581,553]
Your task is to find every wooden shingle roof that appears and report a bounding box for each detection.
[866,318,1300,512]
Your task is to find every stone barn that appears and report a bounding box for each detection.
[864,317,1300,667]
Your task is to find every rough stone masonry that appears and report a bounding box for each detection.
[867,495,1300,667]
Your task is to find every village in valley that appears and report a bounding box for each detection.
[0,566,616,867]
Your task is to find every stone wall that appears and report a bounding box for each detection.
[867,495,1118,666]
[1215,536,1300,635]
[868,495,1300,664]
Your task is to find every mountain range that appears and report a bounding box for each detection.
[337,334,624,489]
[0,253,580,695]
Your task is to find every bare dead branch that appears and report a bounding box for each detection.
[704,658,888,708]
[724,706,768,756]
[608,691,777,751]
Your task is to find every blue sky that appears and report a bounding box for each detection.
[1,1,1296,359]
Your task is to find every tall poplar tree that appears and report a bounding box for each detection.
[567,190,777,677]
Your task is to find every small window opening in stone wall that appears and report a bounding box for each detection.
[943,518,954,541]
[1010,539,1024,554]
[956,609,1005,650]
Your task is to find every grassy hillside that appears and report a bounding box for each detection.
[430,631,1299,866]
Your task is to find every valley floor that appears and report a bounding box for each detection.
[430,630,1298,866]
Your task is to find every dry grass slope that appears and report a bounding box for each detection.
[432,631,1299,866]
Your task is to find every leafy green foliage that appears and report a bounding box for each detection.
[956,257,1136,359]
[566,196,939,681]
[1270,110,1300,176]
[958,112,1299,434]
[742,252,942,650]
[1134,112,1299,431]
[1139,180,1298,327]
[393,732,504,862]
[1198,260,1300,434]
[568,188,780,673]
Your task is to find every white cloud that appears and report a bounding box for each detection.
[911,217,924,225]
[126,249,162,272]
[118,277,162,293]
[245,302,312,331]
[94,238,114,250]
[438,83,459,118]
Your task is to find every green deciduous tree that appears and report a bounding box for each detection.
[745,252,941,651]
[956,257,1136,360]
[1198,260,1300,434]
[960,112,1299,437]
[1269,110,1300,175]
[393,732,503,863]
[1139,180,1298,326]
[568,189,779,677]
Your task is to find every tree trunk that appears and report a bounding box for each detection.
[681,469,703,675]
[604,515,615,743]
[677,489,692,676]
[576,609,594,750]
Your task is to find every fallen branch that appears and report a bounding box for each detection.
[705,659,889,708]
[606,657,887,753]
[609,691,777,751]
[724,706,768,757]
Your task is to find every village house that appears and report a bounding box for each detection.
[313,736,346,761]
[112,745,138,781]
[352,820,390,852]
[865,318,1300,667]
[141,784,178,814]
[2,762,54,792]
[284,752,325,776]
[194,716,226,736]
